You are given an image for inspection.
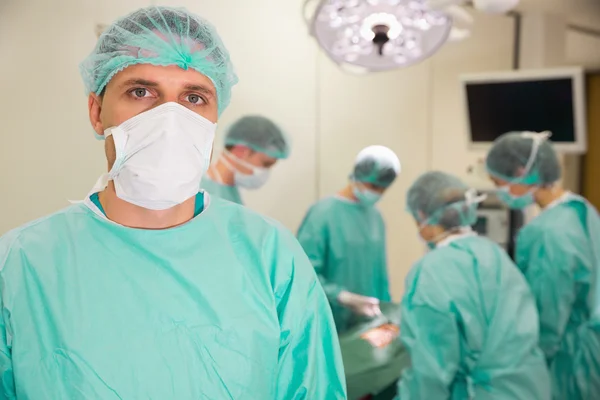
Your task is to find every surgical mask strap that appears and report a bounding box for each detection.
[223,151,268,177]
[210,164,225,184]
[518,131,551,179]
[220,152,234,169]
[465,188,487,206]
[223,149,262,173]
[419,189,485,241]
[423,189,486,227]
[354,181,372,193]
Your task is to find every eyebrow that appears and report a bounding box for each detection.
[120,79,215,97]
[183,84,215,97]
[120,79,159,89]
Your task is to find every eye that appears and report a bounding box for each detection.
[186,94,205,105]
[130,88,151,98]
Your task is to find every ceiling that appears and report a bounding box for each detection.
[516,0,600,26]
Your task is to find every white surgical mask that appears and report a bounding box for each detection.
[352,184,382,206]
[105,102,216,210]
[235,168,270,189]
[222,151,270,190]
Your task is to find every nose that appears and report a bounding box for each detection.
[157,97,181,106]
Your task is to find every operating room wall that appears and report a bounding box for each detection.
[566,30,600,68]
[0,1,588,299]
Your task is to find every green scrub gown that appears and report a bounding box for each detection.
[297,196,390,333]
[0,195,346,399]
[200,175,243,205]
[515,194,600,400]
[399,234,551,400]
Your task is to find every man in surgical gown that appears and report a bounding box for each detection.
[0,7,346,399]
[297,146,400,333]
[201,115,290,204]
[486,131,600,400]
[399,171,550,400]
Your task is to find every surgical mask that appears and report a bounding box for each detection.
[105,102,216,210]
[235,168,270,189]
[496,186,535,210]
[222,151,270,190]
[353,185,382,206]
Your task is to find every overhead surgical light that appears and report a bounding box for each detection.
[304,0,454,73]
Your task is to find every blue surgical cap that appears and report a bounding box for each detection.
[486,131,560,185]
[407,171,483,229]
[225,116,290,159]
[80,6,238,115]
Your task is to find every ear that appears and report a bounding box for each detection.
[88,94,105,137]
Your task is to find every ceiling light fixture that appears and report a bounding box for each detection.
[304,0,454,73]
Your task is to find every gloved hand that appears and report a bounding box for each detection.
[337,291,382,317]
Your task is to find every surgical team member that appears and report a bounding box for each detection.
[201,115,290,204]
[486,131,600,400]
[399,171,550,400]
[297,145,400,333]
[0,7,346,399]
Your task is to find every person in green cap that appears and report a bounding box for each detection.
[398,170,550,400]
[297,145,400,333]
[0,6,346,399]
[486,131,600,400]
[201,115,290,204]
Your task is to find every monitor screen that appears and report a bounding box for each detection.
[466,78,576,143]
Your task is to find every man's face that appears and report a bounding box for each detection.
[88,64,219,169]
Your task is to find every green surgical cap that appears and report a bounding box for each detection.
[225,115,290,159]
[352,146,401,188]
[80,6,238,115]
[485,131,560,185]
[407,171,482,229]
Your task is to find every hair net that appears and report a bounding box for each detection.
[485,131,561,185]
[407,171,485,230]
[80,6,238,116]
[224,115,290,159]
[351,146,401,188]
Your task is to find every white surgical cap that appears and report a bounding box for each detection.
[352,145,401,188]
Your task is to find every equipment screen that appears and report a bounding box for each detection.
[466,78,576,143]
